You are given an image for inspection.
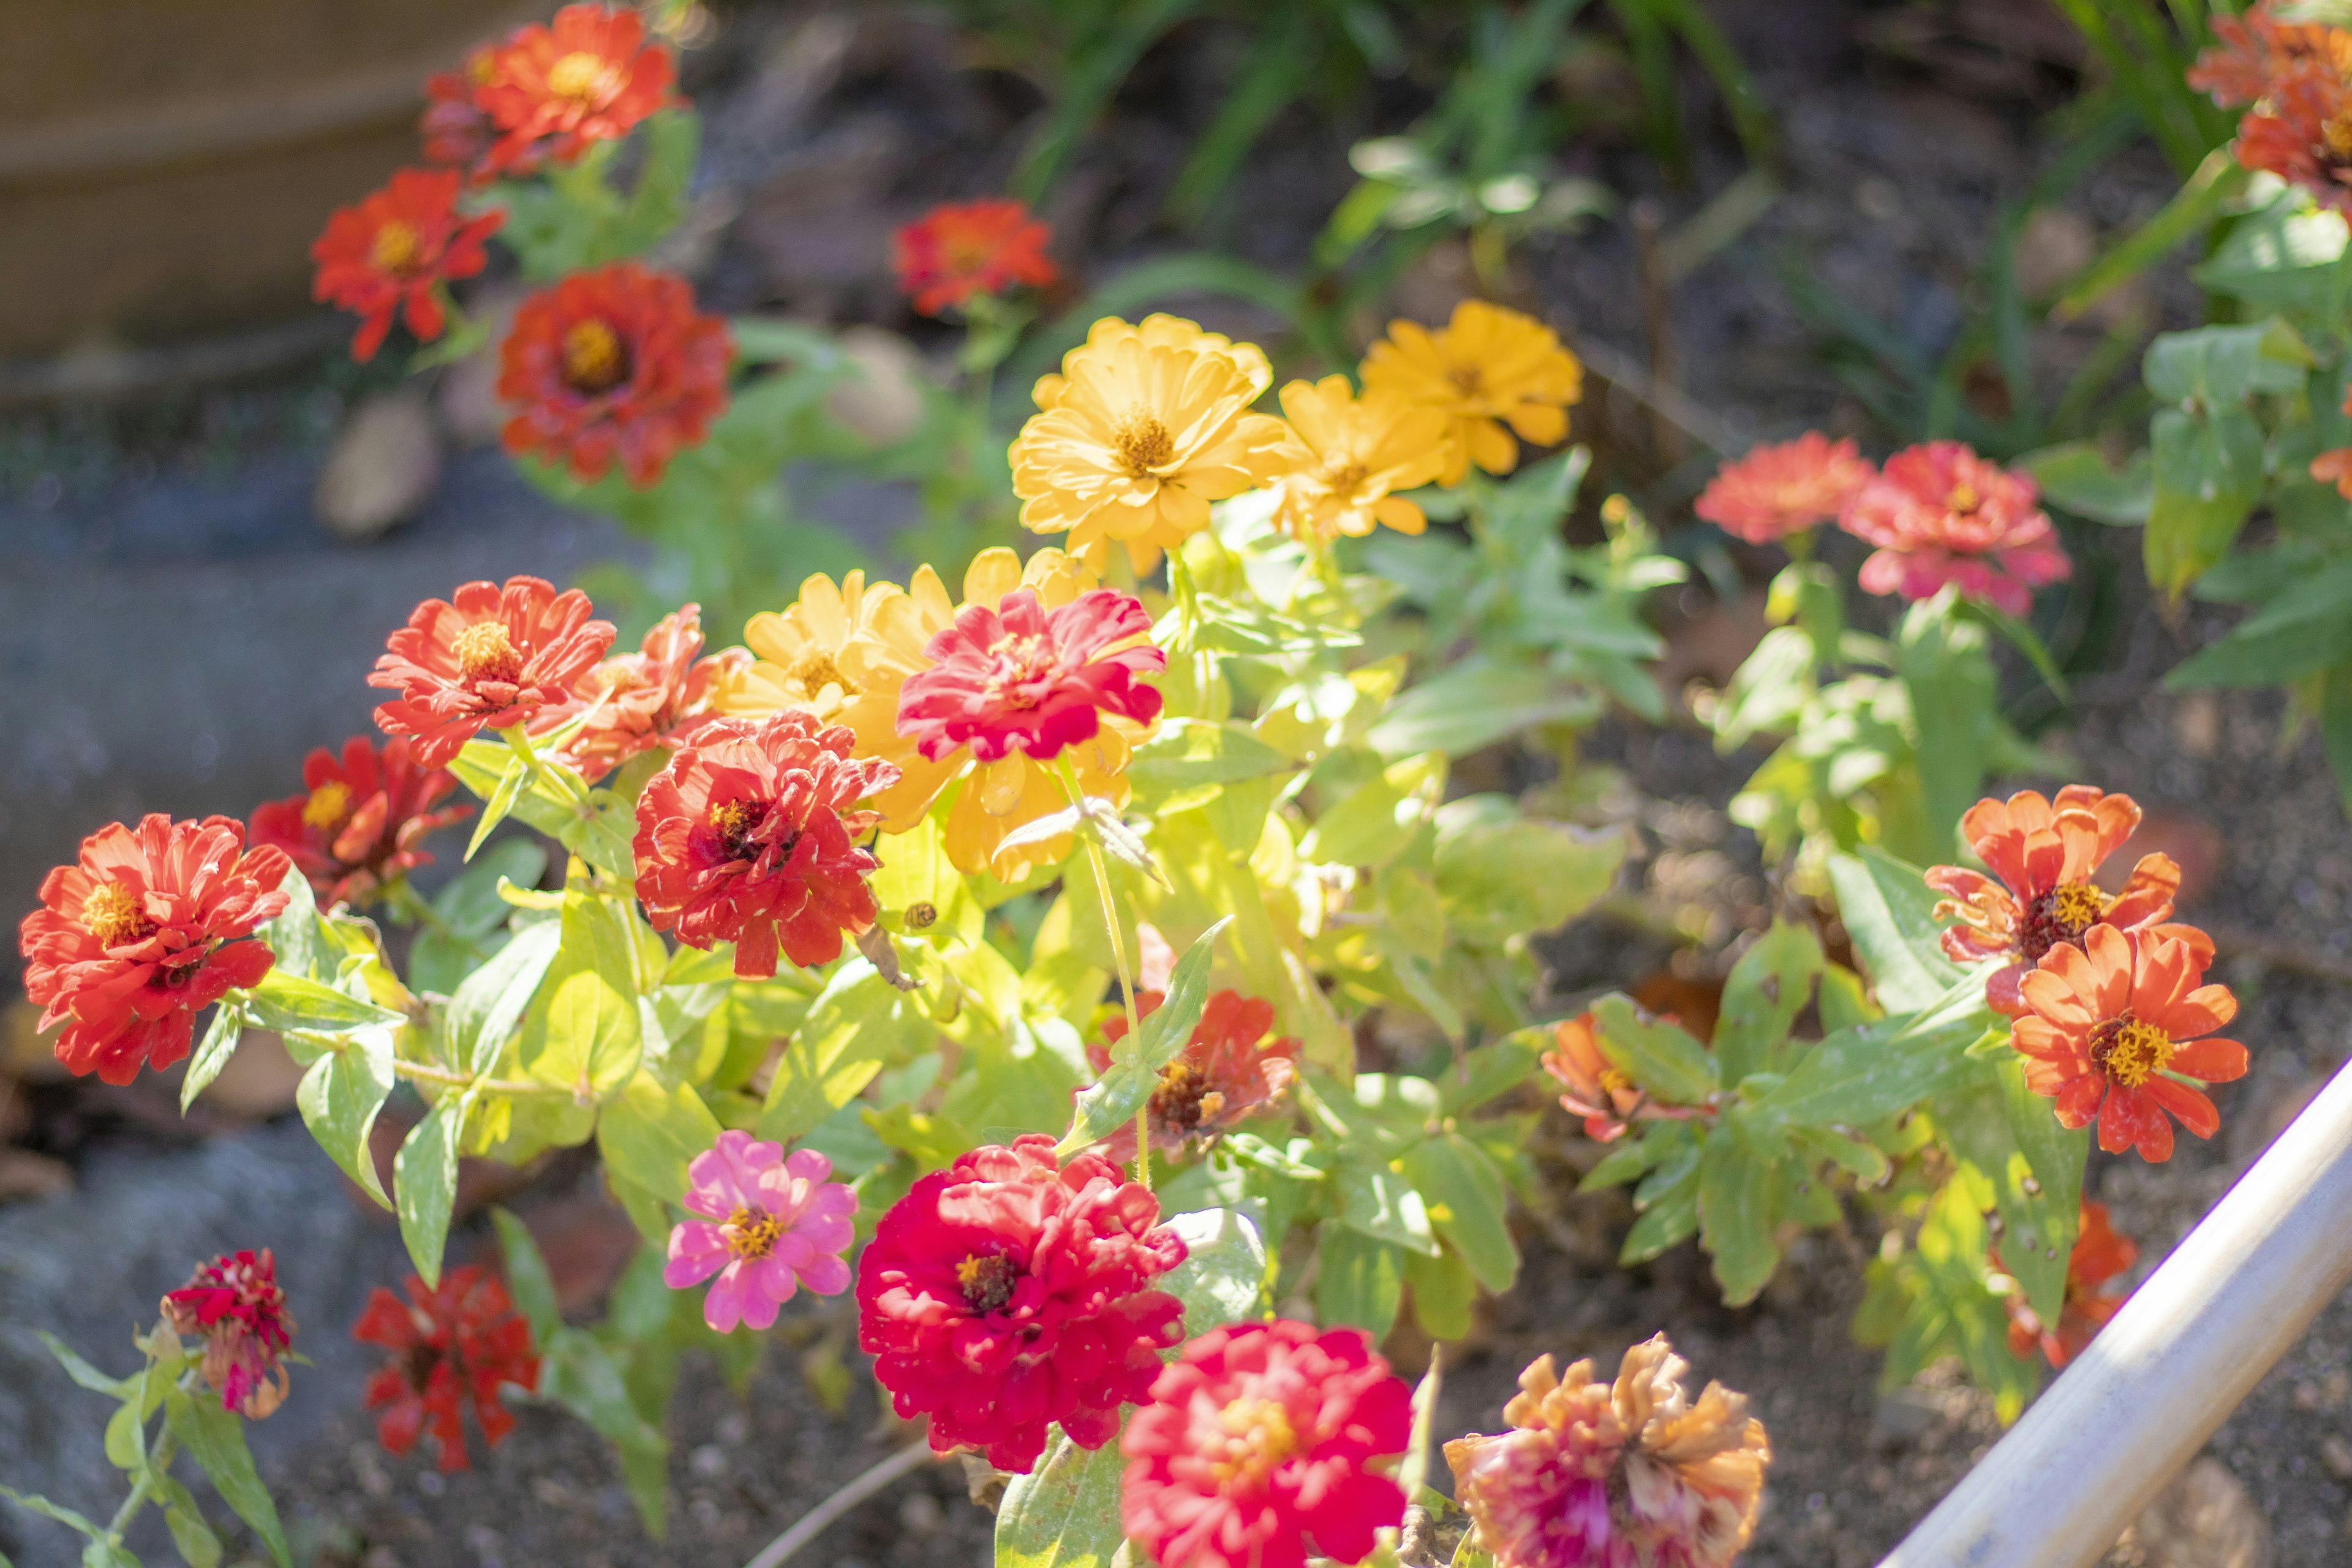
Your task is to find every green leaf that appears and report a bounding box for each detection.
[489,1207,565,1347]
[559,790,639,883]
[538,1327,671,1537]
[1432,804,1626,946]
[1315,1223,1405,1336]
[870,813,985,947]
[1404,1243,1479,1341]
[2166,557,2352,687]
[36,1332,126,1399]
[1335,1151,1438,1254]
[434,840,549,939]
[1161,1208,1268,1332]
[394,1090,474,1287]
[1366,662,1593,758]
[164,1390,290,1568]
[1588,995,1719,1105]
[466,753,533,859]
[1896,598,1994,862]
[1297,752,1444,868]
[758,962,932,1144]
[447,919,562,1077]
[996,1425,1128,1568]
[599,1073,723,1207]
[1128,717,1292,805]
[1713,920,1823,1082]
[1619,1158,1700,1264]
[2147,402,2263,598]
[295,1027,397,1208]
[181,1001,251,1113]
[1061,918,1230,1154]
[1697,1125,1779,1306]
[517,879,643,1101]
[1825,847,1969,1013]
[242,968,404,1038]
[2018,442,2153,526]
[1439,1031,1545,1115]
[1398,1134,1518,1292]
[2143,320,2307,405]
[0,1486,107,1547]
[1985,1053,2087,1324]
[1748,978,1991,1131]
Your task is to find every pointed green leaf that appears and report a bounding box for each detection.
[1315,1223,1404,1336]
[394,1090,474,1286]
[181,1003,251,1113]
[164,1390,290,1568]
[447,919,562,1077]
[1161,1208,1268,1333]
[517,878,643,1101]
[37,1333,127,1397]
[997,1425,1128,1568]
[598,1073,723,1207]
[1713,919,1823,1081]
[757,962,932,1144]
[1826,848,1969,1013]
[1060,918,1231,1154]
[489,1207,565,1347]
[1697,1125,1779,1306]
[295,1027,397,1208]
[1588,995,1719,1104]
[1398,1134,1517,1292]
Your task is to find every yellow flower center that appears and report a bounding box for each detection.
[2048,881,2109,930]
[942,231,995,274]
[81,881,156,949]
[785,647,855,699]
[2090,1016,2174,1090]
[1321,459,1369,495]
[302,780,355,832]
[2326,114,2352,160]
[1597,1065,1634,1098]
[957,1252,1018,1313]
[1446,364,1484,400]
[1947,481,1981,513]
[371,220,423,276]
[726,1206,785,1261]
[562,318,629,394]
[467,48,499,86]
[1147,1061,1216,1134]
[1210,1397,1301,1486]
[708,797,760,842]
[1112,410,1176,477]
[452,620,524,684]
[546,50,614,104]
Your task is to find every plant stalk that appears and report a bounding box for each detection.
[1056,753,1151,1188]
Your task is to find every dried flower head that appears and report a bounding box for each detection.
[552,603,749,783]
[162,1250,297,1419]
[894,199,1058,316]
[666,1131,858,1333]
[310,168,502,362]
[1359,300,1583,488]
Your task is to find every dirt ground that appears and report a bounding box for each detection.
[7,2,2352,1566]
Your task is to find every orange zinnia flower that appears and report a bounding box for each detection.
[549,603,750,783]
[1840,440,2070,616]
[1083,989,1302,1164]
[2315,448,2352,499]
[1928,785,2211,1016]
[2189,2,2352,108]
[249,735,470,907]
[1694,432,1875,546]
[310,168,503,362]
[370,576,616,767]
[2012,924,2248,1163]
[894,199,1059,317]
[2001,1200,2136,1370]
[2231,66,2352,214]
[476,4,679,177]
[1541,1012,1706,1142]
[498,262,733,486]
[18,816,292,1086]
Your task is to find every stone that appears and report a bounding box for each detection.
[2129,1456,2272,1568]
[194,1028,304,1121]
[2322,1433,2352,1482]
[314,393,444,542]
[824,326,930,445]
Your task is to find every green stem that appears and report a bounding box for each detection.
[1056,753,1150,1189]
[394,1058,568,1098]
[502,722,588,807]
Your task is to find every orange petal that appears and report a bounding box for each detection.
[2082,924,2133,1017]
[2161,982,2238,1038]
[2167,1036,2248,1085]
[2128,932,2196,1019]
[2019,966,2092,1030]
[2143,1076,2220,1140]
[2054,1074,2104,1129]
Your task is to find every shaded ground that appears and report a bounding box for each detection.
[6,2,2352,1566]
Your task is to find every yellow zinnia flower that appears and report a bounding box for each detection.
[842,546,1150,880]
[718,568,895,723]
[1009,312,1292,573]
[1267,375,1450,544]
[1359,299,1583,487]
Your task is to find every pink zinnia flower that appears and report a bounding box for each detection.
[895,587,1165,764]
[1839,440,2071,616]
[665,1131,857,1333]
[1694,432,1874,545]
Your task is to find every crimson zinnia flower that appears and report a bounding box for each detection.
[311,167,503,362]
[161,1249,298,1420]
[498,262,732,486]
[896,587,1165,764]
[1085,988,1301,1165]
[354,1267,541,1472]
[857,1135,1188,1472]
[475,4,678,177]
[1928,785,2211,1016]
[19,816,292,1086]
[1120,1320,1411,1568]
[369,575,616,768]
[250,735,470,907]
[550,603,750,783]
[631,712,899,979]
[421,46,504,174]
[2231,66,2352,214]
[1838,440,2071,617]
[2012,924,2248,1163]
[2189,3,2352,108]
[2002,1200,2137,1370]
[894,199,1060,317]
[1693,432,1874,546]
[1444,1336,1770,1568]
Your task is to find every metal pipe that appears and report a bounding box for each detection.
[1880,1059,2352,1568]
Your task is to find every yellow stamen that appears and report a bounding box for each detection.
[1210,1397,1301,1485]
[726,1205,784,1261]
[546,50,613,104]
[562,318,628,394]
[451,620,523,684]
[956,1253,1018,1313]
[371,221,422,276]
[81,881,155,949]
[1597,1066,1634,1098]
[2327,115,2352,159]
[1947,481,1981,513]
[785,647,854,699]
[1446,364,1484,400]
[2048,881,2110,932]
[707,798,758,840]
[2091,1017,2174,1090]
[301,780,355,832]
[1112,410,1175,477]
[1321,460,1369,495]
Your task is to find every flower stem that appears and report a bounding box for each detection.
[502,722,587,807]
[741,1440,938,1568]
[1055,753,1150,1189]
[393,1058,568,1098]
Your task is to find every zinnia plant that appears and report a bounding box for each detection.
[475,2,678,176]
[249,734,470,907]
[1695,431,1874,546]
[371,574,616,767]
[310,167,503,361]
[2002,1200,2137,1370]
[1084,987,1301,1164]
[353,1267,542,1472]
[665,1131,858,1333]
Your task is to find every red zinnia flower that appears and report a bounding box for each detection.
[1542,1011,1708,1143]
[549,603,750,783]
[894,199,1060,317]
[1120,1320,1412,1568]
[2232,66,2352,214]
[18,816,292,1086]
[895,587,1165,764]
[631,712,899,979]
[2001,1200,2137,1370]
[311,167,503,362]
[353,1266,540,1472]
[498,262,732,486]
[475,4,679,177]
[2012,924,2249,1163]
[1084,988,1301,1165]
[1927,785,2212,1016]
[421,46,504,175]
[250,735,470,907]
[2189,3,2352,108]
[856,1135,1188,1472]
[370,576,615,768]
[161,1249,298,1420]
[1838,440,2071,617]
[1693,432,1874,546]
